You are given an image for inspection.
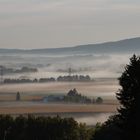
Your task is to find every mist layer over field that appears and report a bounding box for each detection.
[76,113,113,126]
[0,52,130,125]
[0,53,132,79]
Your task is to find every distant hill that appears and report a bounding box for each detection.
[0,37,140,54]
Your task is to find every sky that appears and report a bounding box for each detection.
[0,0,140,49]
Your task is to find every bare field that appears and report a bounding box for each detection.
[0,102,118,125]
[0,103,119,114]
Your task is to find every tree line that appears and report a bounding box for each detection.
[0,115,93,140]
[3,75,92,84]
[64,88,103,104]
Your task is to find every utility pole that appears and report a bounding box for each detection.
[68,67,72,77]
[68,67,73,90]
[0,66,3,84]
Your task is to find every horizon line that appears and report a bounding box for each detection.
[0,36,140,50]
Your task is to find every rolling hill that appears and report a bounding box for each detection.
[0,37,140,55]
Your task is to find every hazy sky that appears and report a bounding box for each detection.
[0,0,140,49]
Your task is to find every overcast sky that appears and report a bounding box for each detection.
[0,0,140,49]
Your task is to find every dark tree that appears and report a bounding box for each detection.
[16,92,20,101]
[93,55,140,140]
[116,54,140,140]
[92,115,121,140]
[96,97,103,104]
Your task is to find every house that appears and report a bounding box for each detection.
[43,95,64,103]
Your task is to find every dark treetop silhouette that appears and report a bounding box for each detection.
[93,54,140,140]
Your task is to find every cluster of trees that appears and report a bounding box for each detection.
[15,67,38,73]
[4,78,37,84]
[64,89,103,104]
[0,115,93,140]
[43,88,103,104]
[39,78,55,82]
[57,75,91,82]
[92,55,140,140]
[1,66,37,74]
[3,75,92,84]
[3,78,56,84]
